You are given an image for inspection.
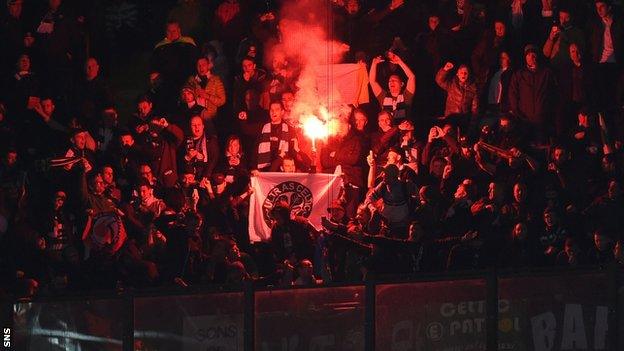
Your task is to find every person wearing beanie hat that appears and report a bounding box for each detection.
[524,44,538,56]
[508,42,557,145]
[176,84,216,136]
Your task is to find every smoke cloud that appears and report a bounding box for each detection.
[268,0,350,126]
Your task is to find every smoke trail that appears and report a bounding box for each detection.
[269,0,350,124]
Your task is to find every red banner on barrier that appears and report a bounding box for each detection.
[376,279,488,351]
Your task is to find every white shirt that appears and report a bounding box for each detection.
[488,68,508,105]
[600,17,616,63]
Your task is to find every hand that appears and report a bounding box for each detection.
[390,0,404,10]
[549,26,560,40]
[153,230,167,244]
[509,147,523,158]
[427,127,440,142]
[82,158,92,173]
[199,177,211,189]
[574,131,585,140]
[366,150,375,166]
[136,124,149,134]
[387,51,401,64]
[443,62,454,71]
[149,72,160,83]
[372,56,384,65]
[330,151,336,158]
[151,118,168,128]
[547,162,558,172]
[260,12,275,21]
[398,120,413,131]
[544,245,555,255]
[442,164,453,180]
[292,137,300,153]
[186,149,198,160]
[461,230,478,242]
[250,169,260,177]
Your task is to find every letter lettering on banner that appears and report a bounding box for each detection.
[450,320,461,336]
[391,320,413,351]
[594,306,609,350]
[249,169,343,242]
[561,304,587,349]
[531,312,556,351]
[182,314,243,351]
[440,303,455,317]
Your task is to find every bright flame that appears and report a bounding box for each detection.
[302,115,329,141]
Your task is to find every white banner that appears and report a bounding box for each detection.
[248,168,343,242]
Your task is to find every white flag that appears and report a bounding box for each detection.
[248,168,343,242]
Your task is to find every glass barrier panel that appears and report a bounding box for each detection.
[255,286,365,351]
[12,298,124,351]
[499,273,613,351]
[376,279,488,351]
[134,292,244,351]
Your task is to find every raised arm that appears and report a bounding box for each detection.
[435,62,455,91]
[390,53,416,95]
[369,56,384,98]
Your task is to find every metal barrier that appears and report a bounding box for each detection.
[3,267,620,351]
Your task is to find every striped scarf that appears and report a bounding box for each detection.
[382,93,407,120]
[257,122,289,170]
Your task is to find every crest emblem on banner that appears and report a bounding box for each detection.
[262,181,313,226]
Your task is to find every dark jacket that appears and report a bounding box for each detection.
[471,32,513,88]
[149,124,184,188]
[589,15,624,64]
[320,131,363,187]
[556,62,592,106]
[435,68,479,116]
[483,67,514,113]
[508,65,557,126]
[179,133,219,179]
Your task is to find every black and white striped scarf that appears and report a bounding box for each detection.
[257,122,289,170]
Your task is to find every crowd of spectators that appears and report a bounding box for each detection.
[1,0,624,298]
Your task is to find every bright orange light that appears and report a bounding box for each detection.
[302,115,329,141]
